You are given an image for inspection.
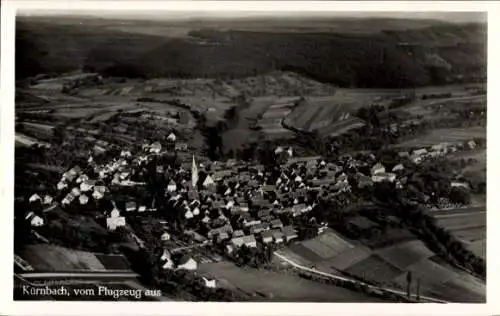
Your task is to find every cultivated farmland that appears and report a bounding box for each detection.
[429,207,486,259]
[283,95,367,137]
[198,261,382,302]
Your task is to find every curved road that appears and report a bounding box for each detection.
[273,252,449,303]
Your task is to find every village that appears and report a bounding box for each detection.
[21,129,481,282]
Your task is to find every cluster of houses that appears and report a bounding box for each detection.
[22,131,481,276]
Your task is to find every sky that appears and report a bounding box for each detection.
[18,10,486,23]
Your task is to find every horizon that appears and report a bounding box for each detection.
[17,10,487,23]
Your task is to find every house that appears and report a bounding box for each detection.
[106,209,126,231]
[272,230,284,243]
[29,194,41,203]
[175,143,189,152]
[282,226,298,242]
[250,222,270,235]
[261,231,273,244]
[93,186,106,200]
[184,208,194,219]
[467,140,477,149]
[202,277,217,289]
[372,173,396,183]
[167,180,177,192]
[213,170,233,181]
[257,209,272,219]
[79,194,89,205]
[57,181,68,191]
[203,175,215,188]
[126,201,137,212]
[311,178,336,187]
[62,192,76,206]
[356,173,373,188]
[177,255,198,271]
[71,187,81,197]
[371,163,385,175]
[410,155,423,164]
[76,174,89,184]
[239,202,250,212]
[231,235,257,248]
[233,230,244,238]
[270,219,283,229]
[431,143,450,153]
[392,164,404,172]
[398,151,410,158]
[451,181,470,189]
[216,232,230,243]
[43,195,53,205]
[161,232,171,241]
[167,132,177,142]
[412,148,428,157]
[150,142,162,154]
[25,212,44,227]
[80,180,96,192]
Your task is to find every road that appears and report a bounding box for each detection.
[273,251,449,303]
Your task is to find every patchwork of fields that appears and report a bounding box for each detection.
[429,207,486,259]
[198,261,382,302]
[283,96,367,137]
[257,98,298,140]
[277,229,485,302]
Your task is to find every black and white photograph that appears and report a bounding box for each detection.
[6,1,490,307]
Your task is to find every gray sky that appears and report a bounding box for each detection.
[19,10,486,23]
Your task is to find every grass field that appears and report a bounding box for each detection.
[198,261,382,302]
[282,229,372,272]
[345,254,405,284]
[394,126,486,148]
[374,240,435,270]
[19,244,107,271]
[283,94,369,137]
[392,257,486,302]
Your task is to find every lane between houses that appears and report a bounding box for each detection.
[273,251,449,303]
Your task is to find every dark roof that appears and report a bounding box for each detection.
[261,231,273,238]
[282,226,297,236]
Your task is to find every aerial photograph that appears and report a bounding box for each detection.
[13,9,486,302]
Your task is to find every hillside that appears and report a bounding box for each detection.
[16,17,486,88]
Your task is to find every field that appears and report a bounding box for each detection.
[15,133,51,148]
[281,229,372,273]
[429,207,486,259]
[345,254,405,284]
[19,244,108,271]
[283,94,371,137]
[257,97,299,140]
[393,94,485,117]
[374,240,435,270]
[276,228,485,302]
[394,126,486,148]
[198,261,382,302]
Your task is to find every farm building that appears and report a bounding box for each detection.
[261,231,274,244]
[177,255,198,271]
[372,172,396,183]
[231,235,257,248]
[371,163,386,175]
[282,226,298,242]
